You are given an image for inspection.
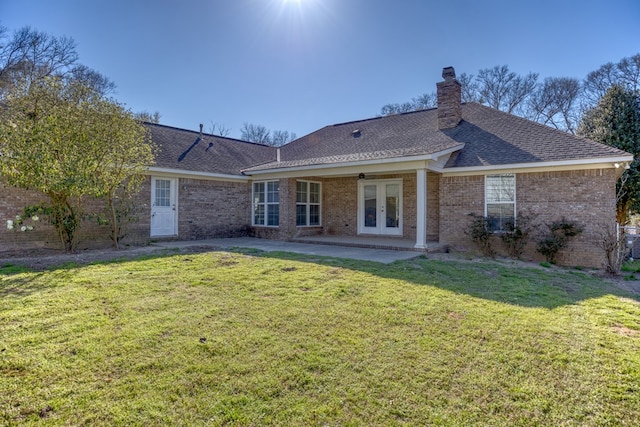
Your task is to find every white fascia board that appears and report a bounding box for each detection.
[442,155,635,176]
[244,144,465,179]
[146,166,249,182]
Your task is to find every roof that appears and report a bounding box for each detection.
[244,102,630,173]
[147,103,631,177]
[443,103,629,168]
[146,123,275,176]
[244,108,463,171]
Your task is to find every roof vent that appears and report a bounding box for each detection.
[352,129,361,138]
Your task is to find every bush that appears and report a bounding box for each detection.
[500,212,536,258]
[465,213,496,257]
[595,225,630,276]
[536,218,584,263]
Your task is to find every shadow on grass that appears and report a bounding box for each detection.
[230,248,639,310]
[1,246,637,309]
[0,248,183,299]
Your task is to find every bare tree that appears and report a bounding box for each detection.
[380,92,436,116]
[583,62,619,107]
[526,77,581,133]
[241,123,271,144]
[134,110,161,124]
[458,72,480,103]
[583,54,640,109]
[379,66,537,116]
[67,64,116,96]
[476,65,538,114]
[617,54,640,92]
[0,26,79,98]
[240,123,295,146]
[209,121,231,137]
[271,130,297,146]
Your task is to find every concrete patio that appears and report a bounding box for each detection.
[153,236,447,264]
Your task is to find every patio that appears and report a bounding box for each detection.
[291,235,448,253]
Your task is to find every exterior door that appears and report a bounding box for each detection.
[358,179,402,236]
[151,177,177,236]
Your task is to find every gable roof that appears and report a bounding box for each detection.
[146,123,275,176]
[244,102,631,174]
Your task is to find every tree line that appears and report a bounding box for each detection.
[380,55,640,135]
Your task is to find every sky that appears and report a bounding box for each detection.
[2,0,639,139]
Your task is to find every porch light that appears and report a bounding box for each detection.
[358,173,365,180]
[614,163,621,168]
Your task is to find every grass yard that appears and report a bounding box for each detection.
[1,249,639,426]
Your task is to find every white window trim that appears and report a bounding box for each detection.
[484,173,516,232]
[252,180,280,227]
[296,180,322,227]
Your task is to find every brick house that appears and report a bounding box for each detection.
[1,67,633,267]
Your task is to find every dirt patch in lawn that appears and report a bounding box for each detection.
[0,245,217,271]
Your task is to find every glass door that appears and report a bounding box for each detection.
[358,179,402,236]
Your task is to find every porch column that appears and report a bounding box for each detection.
[415,168,428,249]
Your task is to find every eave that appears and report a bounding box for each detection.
[146,166,249,182]
[242,144,465,179]
[442,155,635,177]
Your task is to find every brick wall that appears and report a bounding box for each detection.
[0,180,151,251]
[322,176,358,236]
[1,176,254,251]
[1,181,59,251]
[177,178,252,240]
[439,169,619,267]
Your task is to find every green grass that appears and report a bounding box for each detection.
[1,250,639,426]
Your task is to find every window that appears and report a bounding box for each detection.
[296,181,321,226]
[155,179,171,207]
[253,181,279,226]
[485,174,515,232]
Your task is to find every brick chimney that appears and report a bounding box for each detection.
[437,66,462,129]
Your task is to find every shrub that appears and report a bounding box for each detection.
[536,218,584,263]
[500,212,537,258]
[595,224,630,276]
[465,213,496,257]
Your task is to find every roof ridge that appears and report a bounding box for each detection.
[328,106,439,129]
[143,122,274,148]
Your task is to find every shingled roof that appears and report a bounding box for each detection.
[244,102,630,173]
[147,123,276,176]
[443,103,629,168]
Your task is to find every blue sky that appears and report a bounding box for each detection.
[2,0,639,139]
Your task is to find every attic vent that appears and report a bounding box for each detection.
[352,129,361,138]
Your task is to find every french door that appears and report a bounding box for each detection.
[358,179,402,236]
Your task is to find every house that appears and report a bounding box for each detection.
[1,67,633,267]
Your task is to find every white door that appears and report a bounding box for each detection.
[151,177,177,236]
[358,179,402,236]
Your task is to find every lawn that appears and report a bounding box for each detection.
[1,249,639,426]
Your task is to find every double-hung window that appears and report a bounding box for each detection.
[253,181,279,226]
[296,181,321,226]
[485,174,515,232]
